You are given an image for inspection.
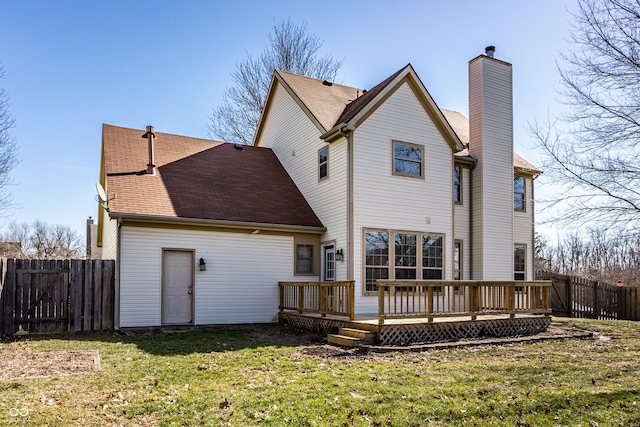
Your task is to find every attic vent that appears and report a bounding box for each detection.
[363,89,367,93]
[234,143,244,150]
[322,80,333,86]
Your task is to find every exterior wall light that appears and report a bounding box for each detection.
[199,258,206,271]
[335,249,344,261]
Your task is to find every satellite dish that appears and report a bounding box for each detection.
[95,182,112,211]
[96,182,108,203]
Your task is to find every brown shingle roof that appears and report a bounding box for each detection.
[102,124,323,228]
[275,70,361,131]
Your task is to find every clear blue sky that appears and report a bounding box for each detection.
[1,0,575,239]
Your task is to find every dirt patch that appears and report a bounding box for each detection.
[0,350,101,380]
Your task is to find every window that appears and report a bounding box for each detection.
[514,176,525,211]
[318,146,329,180]
[454,240,462,280]
[393,141,423,178]
[454,166,462,204]
[365,232,389,292]
[364,230,445,293]
[422,235,443,279]
[296,244,314,274]
[395,234,417,280]
[514,245,526,281]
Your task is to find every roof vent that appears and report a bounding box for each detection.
[322,80,333,86]
[234,143,244,150]
[485,45,496,58]
[141,125,156,175]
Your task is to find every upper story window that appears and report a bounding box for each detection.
[318,146,329,181]
[514,176,525,211]
[393,141,423,178]
[454,166,462,204]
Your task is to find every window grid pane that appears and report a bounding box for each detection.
[422,235,443,279]
[365,232,389,292]
[393,143,423,177]
[454,166,461,203]
[319,147,328,179]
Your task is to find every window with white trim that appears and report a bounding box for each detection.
[393,141,423,178]
[422,235,443,279]
[395,234,417,280]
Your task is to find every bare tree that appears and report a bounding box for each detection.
[208,18,342,144]
[0,220,84,259]
[0,64,18,214]
[531,0,640,231]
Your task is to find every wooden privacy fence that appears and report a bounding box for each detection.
[0,258,115,337]
[541,271,640,321]
[376,280,551,324]
[279,281,355,320]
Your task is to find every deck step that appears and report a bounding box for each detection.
[327,334,364,347]
[339,327,377,343]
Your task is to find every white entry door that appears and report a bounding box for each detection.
[162,250,193,325]
[324,245,335,281]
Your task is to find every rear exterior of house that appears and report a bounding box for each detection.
[255,48,539,317]
[98,47,541,328]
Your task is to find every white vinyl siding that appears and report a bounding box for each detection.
[101,217,118,260]
[118,226,313,327]
[256,82,348,281]
[352,83,454,313]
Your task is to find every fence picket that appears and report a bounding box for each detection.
[0,259,114,337]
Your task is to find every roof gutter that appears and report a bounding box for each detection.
[108,212,327,234]
[321,122,351,142]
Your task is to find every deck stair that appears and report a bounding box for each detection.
[328,326,378,347]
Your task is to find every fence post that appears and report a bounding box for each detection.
[593,280,599,320]
[567,275,574,318]
[1,259,15,337]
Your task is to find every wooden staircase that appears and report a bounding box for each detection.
[327,325,378,347]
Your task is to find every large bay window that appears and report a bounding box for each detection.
[365,230,444,292]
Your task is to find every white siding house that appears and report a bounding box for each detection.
[98,47,541,328]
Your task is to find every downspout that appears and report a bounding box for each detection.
[469,163,473,280]
[338,126,354,281]
[114,217,122,329]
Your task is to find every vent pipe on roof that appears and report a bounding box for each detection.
[142,125,156,175]
[485,45,496,58]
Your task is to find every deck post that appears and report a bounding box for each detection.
[377,282,385,325]
[298,285,304,314]
[507,285,516,318]
[349,281,355,320]
[320,284,327,318]
[427,286,434,323]
[470,284,478,320]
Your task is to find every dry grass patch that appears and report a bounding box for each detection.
[0,349,100,380]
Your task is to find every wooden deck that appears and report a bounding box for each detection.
[279,279,553,346]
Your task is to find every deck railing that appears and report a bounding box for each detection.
[279,281,355,320]
[376,280,551,324]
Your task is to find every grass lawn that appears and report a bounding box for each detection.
[1,318,639,426]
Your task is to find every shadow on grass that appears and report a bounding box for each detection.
[4,323,325,356]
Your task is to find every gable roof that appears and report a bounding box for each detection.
[255,65,465,151]
[101,124,324,230]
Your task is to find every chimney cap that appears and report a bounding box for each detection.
[485,46,496,58]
